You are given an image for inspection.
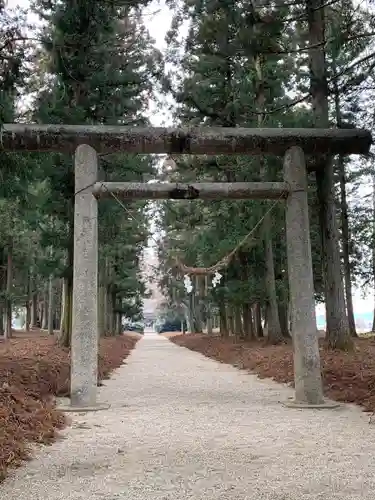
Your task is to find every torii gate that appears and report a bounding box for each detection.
[1,124,372,411]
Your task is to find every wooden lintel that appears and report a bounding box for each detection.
[92,182,290,200]
[0,124,371,156]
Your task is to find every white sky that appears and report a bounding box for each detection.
[6,0,375,318]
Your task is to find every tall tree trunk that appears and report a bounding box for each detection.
[219,300,229,337]
[42,287,48,330]
[264,236,283,343]
[331,65,357,337]
[243,303,254,339]
[254,302,263,337]
[103,257,110,334]
[105,286,111,334]
[206,304,213,334]
[98,271,106,336]
[25,302,31,331]
[226,304,235,336]
[193,276,203,333]
[187,276,202,333]
[31,288,38,328]
[254,51,283,344]
[110,291,117,335]
[306,0,352,350]
[278,302,290,338]
[58,241,74,347]
[337,154,357,337]
[60,278,66,332]
[40,301,44,330]
[237,253,254,339]
[0,307,4,336]
[372,174,375,332]
[0,246,5,336]
[39,299,44,329]
[105,257,114,335]
[212,314,217,331]
[205,276,213,334]
[103,283,108,335]
[105,290,116,335]
[5,239,13,339]
[116,308,122,335]
[25,270,31,332]
[48,275,54,335]
[234,305,243,339]
[182,302,192,333]
[117,297,123,334]
[59,277,73,347]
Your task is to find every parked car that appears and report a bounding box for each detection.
[155,319,186,334]
[123,322,144,334]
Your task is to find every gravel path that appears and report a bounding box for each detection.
[2,333,375,500]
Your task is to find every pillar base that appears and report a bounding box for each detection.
[57,400,110,413]
[281,399,340,409]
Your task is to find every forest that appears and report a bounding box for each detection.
[1,0,375,481]
[156,0,375,352]
[1,0,161,347]
[1,0,375,349]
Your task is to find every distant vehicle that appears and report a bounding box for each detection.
[123,322,144,334]
[155,319,186,334]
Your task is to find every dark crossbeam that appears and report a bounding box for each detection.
[92,182,289,200]
[0,124,372,156]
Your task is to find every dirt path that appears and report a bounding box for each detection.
[1,333,375,499]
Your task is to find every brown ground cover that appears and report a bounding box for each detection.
[0,330,140,482]
[167,333,375,413]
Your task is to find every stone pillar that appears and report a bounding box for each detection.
[63,144,107,412]
[283,147,332,407]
